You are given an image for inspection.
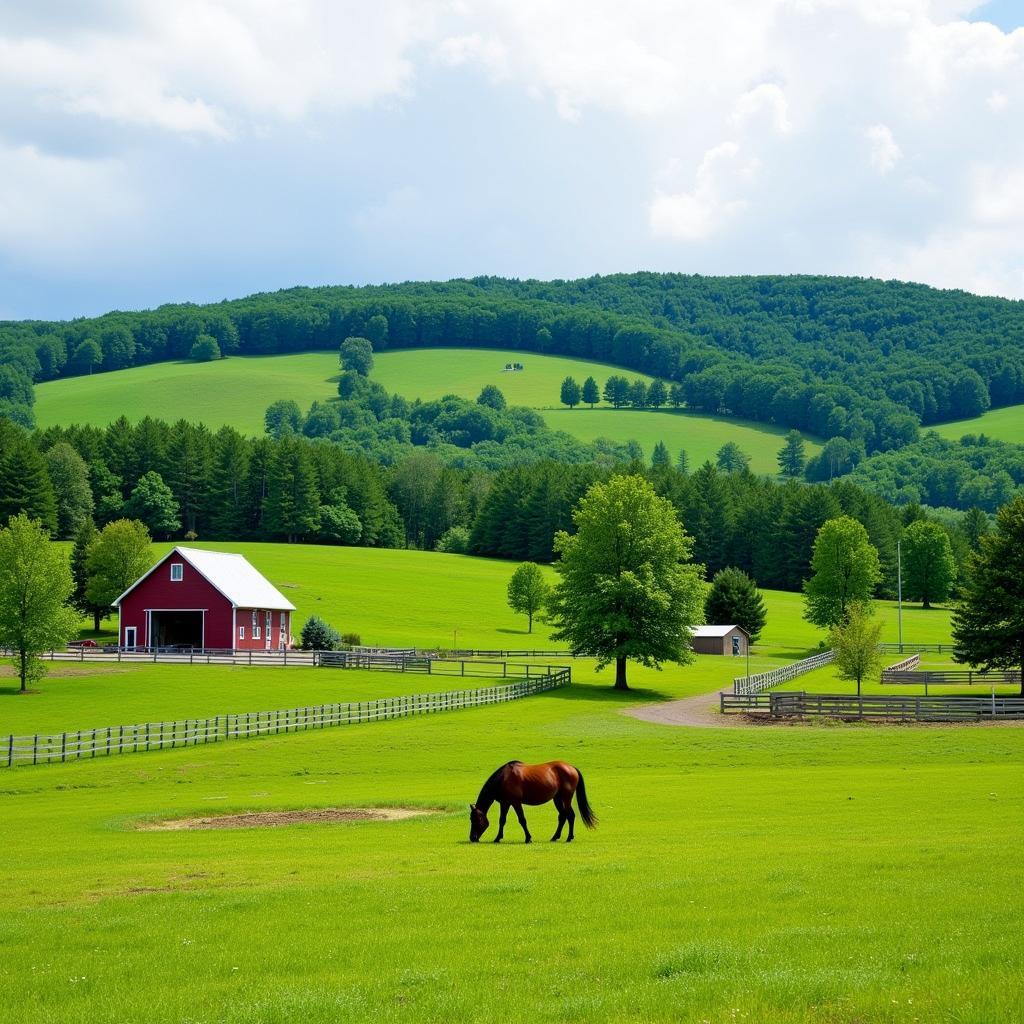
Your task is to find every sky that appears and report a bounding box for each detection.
[1,0,1023,321]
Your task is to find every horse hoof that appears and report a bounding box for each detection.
[493,837,502,843]
[566,836,573,843]
[524,837,532,844]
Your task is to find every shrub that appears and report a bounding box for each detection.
[340,632,362,647]
[300,615,341,651]
[435,526,471,554]
[190,335,221,362]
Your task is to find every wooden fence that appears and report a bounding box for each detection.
[732,649,835,695]
[877,643,955,654]
[721,690,1024,720]
[1,664,571,769]
[769,691,1024,720]
[881,668,1020,690]
[883,653,921,674]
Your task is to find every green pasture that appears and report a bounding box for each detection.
[34,352,342,434]
[76,542,952,657]
[35,347,821,473]
[372,347,822,472]
[930,403,1024,444]
[2,662,1022,1023]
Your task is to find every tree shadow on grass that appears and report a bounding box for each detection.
[543,681,677,705]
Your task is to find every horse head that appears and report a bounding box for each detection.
[469,803,489,842]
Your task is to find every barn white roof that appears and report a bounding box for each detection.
[691,624,748,637]
[113,546,296,610]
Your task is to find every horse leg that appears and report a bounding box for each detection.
[494,802,509,843]
[550,795,566,842]
[564,791,576,842]
[513,803,532,843]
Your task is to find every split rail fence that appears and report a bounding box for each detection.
[1,660,571,769]
[732,649,835,695]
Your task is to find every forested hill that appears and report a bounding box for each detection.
[2,274,1023,457]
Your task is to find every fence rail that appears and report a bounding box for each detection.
[881,668,1020,689]
[769,691,1024,721]
[1,665,571,768]
[733,649,835,695]
[877,643,956,654]
[720,693,772,713]
[883,654,921,674]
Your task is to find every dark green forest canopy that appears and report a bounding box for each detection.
[3,274,1024,456]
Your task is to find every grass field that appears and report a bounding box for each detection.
[35,348,822,473]
[2,659,1022,1023]
[931,403,1024,444]
[75,542,953,657]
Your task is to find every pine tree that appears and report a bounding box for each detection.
[0,437,58,534]
[704,567,767,642]
[70,518,105,631]
[777,430,807,478]
[716,442,750,474]
[45,442,94,538]
[263,438,321,542]
[581,376,600,408]
[651,442,670,467]
[676,449,689,474]
[682,462,731,576]
[209,427,252,538]
[165,421,213,536]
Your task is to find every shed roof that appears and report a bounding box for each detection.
[691,624,749,638]
[113,546,296,610]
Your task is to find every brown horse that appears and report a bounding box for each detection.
[469,760,596,843]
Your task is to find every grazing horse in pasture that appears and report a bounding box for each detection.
[469,760,597,843]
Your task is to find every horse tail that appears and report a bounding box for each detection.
[574,768,597,828]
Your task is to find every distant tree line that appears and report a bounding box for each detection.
[4,273,1024,456]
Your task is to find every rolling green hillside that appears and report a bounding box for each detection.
[931,403,1024,444]
[36,347,822,473]
[78,542,951,654]
[34,352,341,434]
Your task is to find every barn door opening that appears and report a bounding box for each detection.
[150,611,204,651]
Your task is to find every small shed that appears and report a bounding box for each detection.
[113,546,296,651]
[691,624,750,656]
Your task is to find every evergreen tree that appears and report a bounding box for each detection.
[263,437,321,542]
[165,421,213,536]
[716,442,750,474]
[901,519,957,609]
[581,376,600,408]
[559,376,582,408]
[682,462,731,576]
[952,495,1024,694]
[209,427,252,538]
[704,567,767,642]
[651,441,671,467]
[676,449,689,474]
[777,430,807,478]
[0,436,58,534]
[960,507,990,552]
[804,516,881,628]
[70,518,105,631]
[300,614,341,650]
[776,485,842,590]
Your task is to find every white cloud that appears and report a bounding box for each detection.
[865,123,903,174]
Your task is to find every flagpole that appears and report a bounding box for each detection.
[897,539,903,652]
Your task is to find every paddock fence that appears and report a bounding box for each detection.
[881,668,1020,690]
[877,643,956,654]
[883,654,921,675]
[732,649,835,695]
[721,691,1024,721]
[1,661,571,769]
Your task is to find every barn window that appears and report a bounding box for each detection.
[239,626,245,640]
[253,626,261,640]
[170,563,183,582]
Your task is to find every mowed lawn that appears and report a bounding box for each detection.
[2,668,1022,1023]
[930,403,1024,444]
[35,348,821,474]
[78,542,953,656]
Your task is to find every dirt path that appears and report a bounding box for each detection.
[624,683,749,728]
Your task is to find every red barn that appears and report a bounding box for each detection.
[113,546,296,651]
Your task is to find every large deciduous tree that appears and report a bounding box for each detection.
[952,496,1024,695]
[0,514,79,692]
[547,475,707,689]
[125,471,181,538]
[902,519,957,608]
[705,567,767,642]
[581,376,600,408]
[829,602,883,696]
[559,376,581,409]
[803,516,881,628]
[339,336,374,376]
[506,562,550,633]
[85,519,153,616]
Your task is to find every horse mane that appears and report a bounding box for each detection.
[476,760,521,807]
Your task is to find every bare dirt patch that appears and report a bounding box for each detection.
[140,807,439,831]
